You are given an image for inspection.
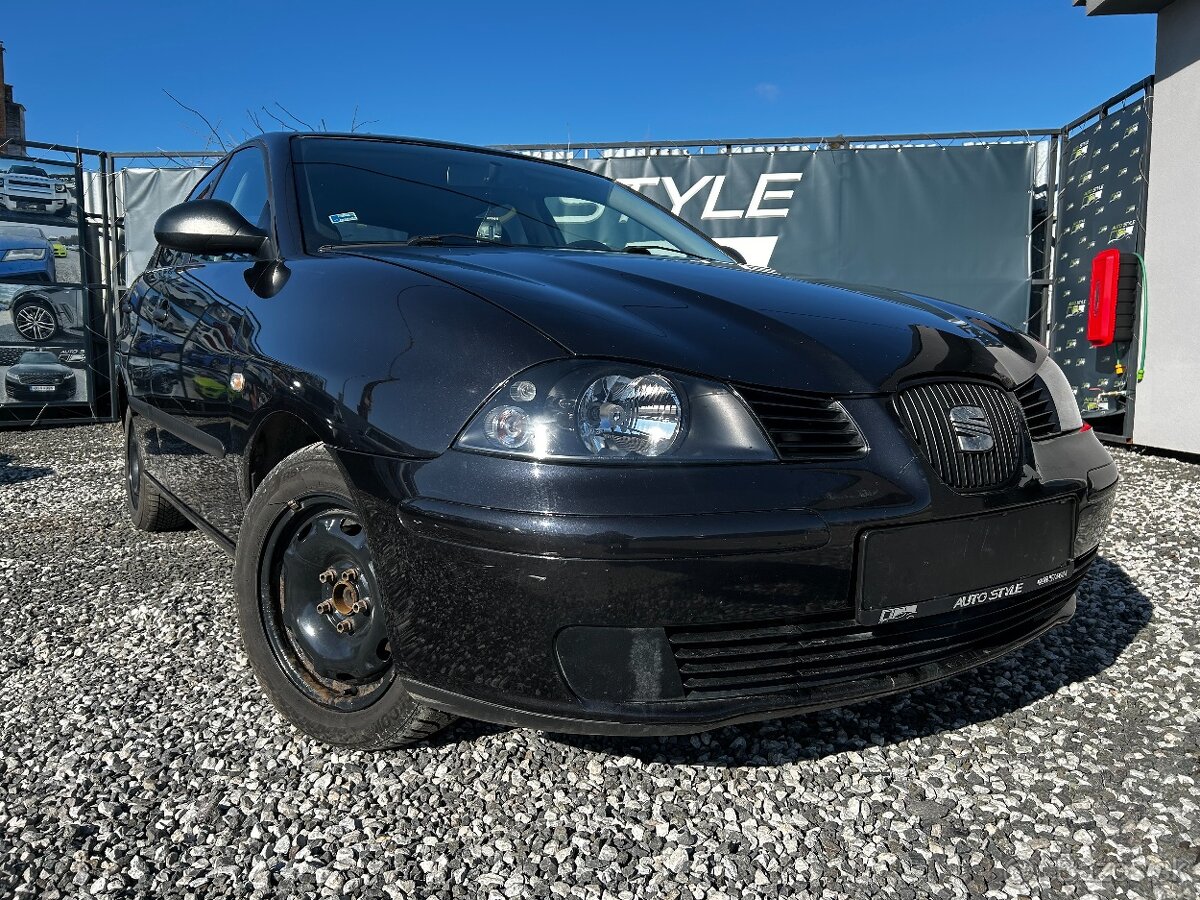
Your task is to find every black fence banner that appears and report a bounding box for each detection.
[577,143,1036,328]
[1051,96,1151,424]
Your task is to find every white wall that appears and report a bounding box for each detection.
[1133,0,1200,454]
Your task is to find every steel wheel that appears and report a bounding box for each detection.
[259,495,394,712]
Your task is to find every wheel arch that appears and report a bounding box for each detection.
[12,289,52,306]
[115,369,129,422]
[243,409,326,498]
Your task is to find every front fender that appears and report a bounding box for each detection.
[233,257,565,459]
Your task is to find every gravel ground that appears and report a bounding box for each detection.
[0,423,1196,899]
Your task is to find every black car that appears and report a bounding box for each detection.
[4,349,76,402]
[116,133,1117,750]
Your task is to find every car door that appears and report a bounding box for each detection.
[126,162,225,488]
[148,146,273,540]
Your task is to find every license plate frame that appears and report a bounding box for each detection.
[856,498,1076,626]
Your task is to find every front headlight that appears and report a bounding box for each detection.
[3,248,47,261]
[55,183,67,193]
[1035,356,1084,433]
[455,360,775,463]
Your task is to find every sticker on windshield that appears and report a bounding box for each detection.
[329,211,358,224]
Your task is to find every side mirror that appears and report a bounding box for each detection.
[154,199,270,257]
[719,244,747,265]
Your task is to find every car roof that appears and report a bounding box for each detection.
[246,131,607,180]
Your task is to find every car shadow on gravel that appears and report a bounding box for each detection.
[0,452,53,485]
[540,556,1151,766]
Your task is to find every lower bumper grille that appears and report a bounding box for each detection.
[666,551,1094,700]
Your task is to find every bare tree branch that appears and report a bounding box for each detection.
[163,89,230,152]
[260,105,294,131]
[161,92,369,144]
[275,102,315,132]
[246,108,266,134]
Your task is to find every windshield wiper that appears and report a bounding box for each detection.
[622,244,707,260]
[317,235,530,253]
[405,233,511,247]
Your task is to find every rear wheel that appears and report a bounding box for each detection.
[125,410,189,532]
[234,442,453,749]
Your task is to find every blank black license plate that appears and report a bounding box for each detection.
[857,499,1075,625]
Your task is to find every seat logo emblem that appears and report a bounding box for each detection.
[948,405,994,452]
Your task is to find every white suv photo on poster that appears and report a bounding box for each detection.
[0,158,77,225]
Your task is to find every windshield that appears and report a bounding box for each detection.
[0,225,46,241]
[20,352,59,365]
[9,166,48,177]
[291,137,730,261]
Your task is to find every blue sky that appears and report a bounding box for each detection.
[3,1,1155,152]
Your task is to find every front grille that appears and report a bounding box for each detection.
[666,552,1093,700]
[9,180,52,195]
[1015,376,1060,440]
[895,381,1025,492]
[18,374,61,385]
[735,383,866,461]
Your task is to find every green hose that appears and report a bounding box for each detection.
[1134,252,1149,382]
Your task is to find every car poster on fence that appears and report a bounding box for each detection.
[0,153,91,412]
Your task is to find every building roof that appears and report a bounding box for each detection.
[1074,0,1175,15]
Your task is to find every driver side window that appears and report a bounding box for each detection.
[168,148,271,266]
[210,148,271,233]
[157,150,271,268]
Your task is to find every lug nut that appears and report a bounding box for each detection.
[340,568,359,583]
[351,600,368,614]
[315,600,334,615]
[319,567,337,584]
[336,619,354,634]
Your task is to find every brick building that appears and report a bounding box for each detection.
[0,41,27,156]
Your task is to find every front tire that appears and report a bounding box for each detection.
[233,442,453,749]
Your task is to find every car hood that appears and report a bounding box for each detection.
[0,234,48,252]
[9,363,70,376]
[342,247,1043,394]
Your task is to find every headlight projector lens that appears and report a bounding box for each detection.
[577,373,683,457]
[484,405,532,449]
[509,380,537,402]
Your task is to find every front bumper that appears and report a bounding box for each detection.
[0,260,55,283]
[0,195,66,214]
[337,405,1117,735]
[5,380,75,402]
